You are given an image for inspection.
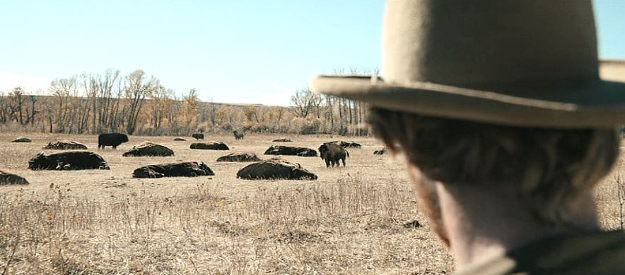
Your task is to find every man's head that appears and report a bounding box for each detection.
[368,107,620,242]
[311,0,625,269]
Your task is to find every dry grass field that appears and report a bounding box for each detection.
[0,132,623,274]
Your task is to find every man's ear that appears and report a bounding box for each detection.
[407,165,450,246]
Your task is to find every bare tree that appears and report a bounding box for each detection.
[96,69,121,132]
[182,88,200,128]
[9,87,26,125]
[290,88,321,118]
[124,70,158,134]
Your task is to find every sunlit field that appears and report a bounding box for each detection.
[0,132,622,274]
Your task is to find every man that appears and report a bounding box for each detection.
[312,1,625,274]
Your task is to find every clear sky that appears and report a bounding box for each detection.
[0,0,623,106]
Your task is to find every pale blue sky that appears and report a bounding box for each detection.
[0,0,623,105]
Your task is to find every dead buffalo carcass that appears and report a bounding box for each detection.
[29,151,110,170]
[98,133,129,149]
[173,137,186,141]
[123,142,174,157]
[12,137,31,143]
[233,130,245,140]
[190,142,230,150]
[272,138,292,142]
[0,171,29,185]
[331,141,361,148]
[264,145,317,157]
[374,148,388,155]
[43,140,88,150]
[236,159,317,180]
[216,152,261,162]
[319,142,349,167]
[132,162,214,178]
[192,133,204,140]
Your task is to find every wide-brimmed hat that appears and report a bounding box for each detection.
[311,0,625,128]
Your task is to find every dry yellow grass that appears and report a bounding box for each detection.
[0,132,622,274]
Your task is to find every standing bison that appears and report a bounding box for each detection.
[98,133,128,149]
[233,130,245,140]
[192,133,204,140]
[319,142,349,167]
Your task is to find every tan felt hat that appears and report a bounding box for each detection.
[311,0,625,128]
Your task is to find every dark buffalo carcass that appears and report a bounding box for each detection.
[264,145,317,157]
[98,133,129,149]
[0,170,29,185]
[272,138,292,142]
[233,130,245,140]
[216,152,261,162]
[132,162,214,178]
[319,142,349,167]
[173,137,186,141]
[331,141,361,148]
[236,158,317,180]
[12,137,32,143]
[192,133,204,140]
[29,151,110,170]
[374,148,388,155]
[43,140,88,150]
[123,142,174,157]
[190,142,230,150]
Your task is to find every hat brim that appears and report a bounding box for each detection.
[311,63,625,128]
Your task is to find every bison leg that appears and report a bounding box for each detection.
[341,157,346,166]
[325,159,330,167]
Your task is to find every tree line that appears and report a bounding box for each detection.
[0,69,369,136]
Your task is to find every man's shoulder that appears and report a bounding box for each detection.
[456,230,625,275]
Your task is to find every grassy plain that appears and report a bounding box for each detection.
[0,132,622,274]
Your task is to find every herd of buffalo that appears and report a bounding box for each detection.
[1,132,388,185]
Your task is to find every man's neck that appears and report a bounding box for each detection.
[436,183,599,269]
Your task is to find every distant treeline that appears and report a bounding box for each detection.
[0,69,369,136]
